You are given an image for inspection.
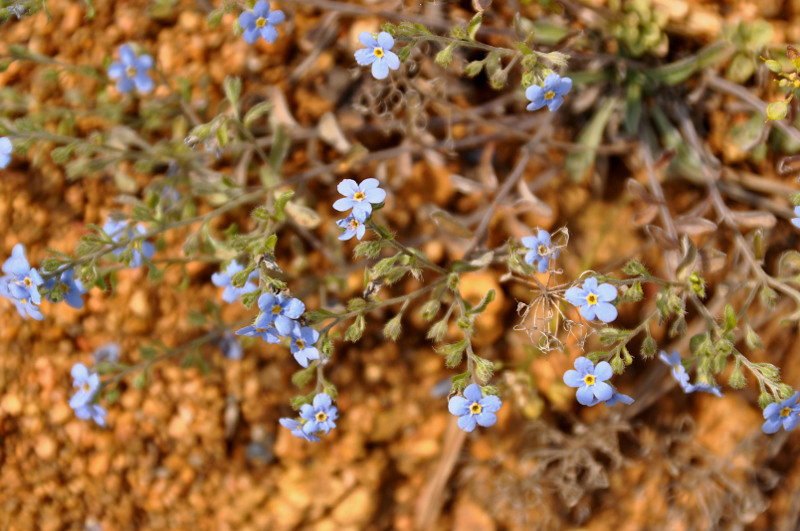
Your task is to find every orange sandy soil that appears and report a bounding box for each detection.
[1,0,800,530]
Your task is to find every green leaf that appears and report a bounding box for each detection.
[345,314,365,342]
[383,313,403,341]
[132,372,147,389]
[565,97,618,182]
[269,125,291,174]
[273,190,295,221]
[354,240,382,259]
[243,101,273,128]
[223,76,242,110]
[292,365,316,387]
[435,43,456,68]
[766,100,788,121]
[467,12,482,41]
[723,304,737,332]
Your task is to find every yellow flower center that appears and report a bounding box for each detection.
[349,219,360,230]
[586,293,598,306]
[316,411,328,422]
[583,374,595,386]
[82,383,91,392]
[271,305,282,315]
[353,191,366,201]
[256,17,267,28]
[537,244,549,257]
[781,406,792,418]
[60,283,69,293]
[20,299,27,306]
[256,328,268,333]
[373,47,384,59]
[125,65,137,77]
[544,90,556,100]
[296,339,305,350]
[469,402,482,415]
[24,277,32,287]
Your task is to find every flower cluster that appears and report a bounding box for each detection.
[239,1,285,44]
[658,351,723,396]
[44,269,86,309]
[236,291,321,368]
[69,363,106,426]
[354,31,400,80]
[333,178,387,241]
[212,260,259,304]
[0,137,12,169]
[565,277,618,323]
[526,73,573,112]
[521,229,559,273]
[108,44,153,95]
[279,393,339,442]
[448,383,503,432]
[103,217,155,267]
[563,357,634,407]
[1,244,45,320]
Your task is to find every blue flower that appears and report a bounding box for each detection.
[585,389,635,407]
[93,342,120,364]
[354,31,400,80]
[333,178,386,220]
[290,325,321,368]
[336,215,367,241]
[521,229,559,273]
[218,331,243,360]
[604,391,634,406]
[44,269,86,309]
[762,391,800,434]
[103,218,155,267]
[686,382,723,397]
[256,292,305,336]
[792,206,800,230]
[239,1,285,44]
[1,244,44,320]
[75,404,107,427]
[563,356,614,406]
[0,137,12,169]
[658,350,692,391]
[211,260,258,304]
[108,44,154,94]
[448,383,502,432]
[235,323,281,343]
[69,363,100,410]
[2,243,44,303]
[300,393,339,435]
[526,73,573,112]
[565,277,618,323]
[279,418,321,442]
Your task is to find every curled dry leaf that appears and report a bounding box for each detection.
[728,210,777,229]
[645,224,679,250]
[675,215,717,236]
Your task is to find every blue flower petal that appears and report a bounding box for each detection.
[457,414,477,432]
[358,31,378,48]
[448,396,469,416]
[592,381,613,401]
[563,369,583,388]
[377,32,394,49]
[576,385,595,405]
[261,24,279,44]
[371,59,390,80]
[475,411,497,427]
[593,361,613,382]
[593,302,618,323]
[595,283,617,302]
